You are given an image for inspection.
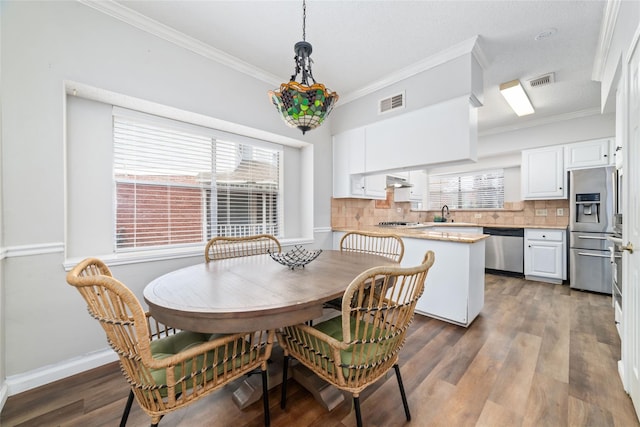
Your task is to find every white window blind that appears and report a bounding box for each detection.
[428,169,504,210]
[113,115,281,251]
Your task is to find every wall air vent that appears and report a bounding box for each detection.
[528,73,555,88]
[379,92,405,114]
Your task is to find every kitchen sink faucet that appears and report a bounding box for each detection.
[441,205,450,221]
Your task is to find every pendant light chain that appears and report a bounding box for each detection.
[302,0,306,41]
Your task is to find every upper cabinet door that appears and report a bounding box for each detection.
[333,127,366,174]
[521,146,567,199]
[564,138,614,170]
[333,127,366,198]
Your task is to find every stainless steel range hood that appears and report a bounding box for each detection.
[386,175,413,188]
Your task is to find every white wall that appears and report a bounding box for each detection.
[426,112,615,200]
[598,1,640,114]
[0,0,332,394]
[0,1,5,408]
[0,0,622,401]
[478,113,616,158]
[331,52,480,133]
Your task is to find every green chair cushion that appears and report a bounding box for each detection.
[314,316,381,342]
[311,317,396,375]
[147,331,249,398]
[150,331,210,355]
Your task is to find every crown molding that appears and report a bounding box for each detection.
[471,36,490,70]
[80,1,485,108]
[78,0,282,87]
[478,107,604,137]
[338,36,483,106]
[592,0,621,81]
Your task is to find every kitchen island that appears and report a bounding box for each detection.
[333,226,488,327]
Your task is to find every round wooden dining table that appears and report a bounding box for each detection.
[143,249,396,333]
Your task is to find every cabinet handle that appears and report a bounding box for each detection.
[542,235,546,238]
[604,154,608,157]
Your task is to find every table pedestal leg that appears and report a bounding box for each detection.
[232,345,287,409]
[291,364,346,411]
[232,311,348,410]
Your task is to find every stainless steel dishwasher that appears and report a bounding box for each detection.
[483,227,524,274]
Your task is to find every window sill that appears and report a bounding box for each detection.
[63,237,314,271]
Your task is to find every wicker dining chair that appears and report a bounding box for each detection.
[278,250,435,427]
[325,231,405,310]
[204,234,282,262]
[66,258,274,427]
[339,230,405,263]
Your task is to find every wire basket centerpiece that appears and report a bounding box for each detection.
[268,245,322,270]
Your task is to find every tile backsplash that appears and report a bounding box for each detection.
[331,190,569,228]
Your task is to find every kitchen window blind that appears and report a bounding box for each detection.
[113,114,281,251]
[427,169,504,210]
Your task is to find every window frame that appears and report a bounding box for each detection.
[112,107,284,253]
[63,84,315,271]
[427,169,505,210]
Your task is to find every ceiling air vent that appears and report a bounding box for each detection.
[528,73,555,88]
[379,92,405,114]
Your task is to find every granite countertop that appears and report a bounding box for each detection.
[332,226,489,244]
[333,222,568,243]
[404,222,568,230]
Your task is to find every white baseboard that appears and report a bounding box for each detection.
[0,382,8,414]
[5,349,117,396]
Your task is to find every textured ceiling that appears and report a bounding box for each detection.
[112,0,607,134]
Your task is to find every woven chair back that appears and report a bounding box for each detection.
[339,231,405,263]
[205,234,281,262]
[66,258,274,423]
[66,259,166,400]
[336,250,434,390]
[278,251,435,395]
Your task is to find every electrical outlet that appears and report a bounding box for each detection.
[535,209,548,216]
[396,207,402,213]
[557,208,564,216]
[474,213,482,218]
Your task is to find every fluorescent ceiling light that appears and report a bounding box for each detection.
[499,80,535,116]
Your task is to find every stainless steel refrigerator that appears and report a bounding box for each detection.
[569,166,614,293]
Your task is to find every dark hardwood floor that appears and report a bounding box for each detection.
[2,274,639,426]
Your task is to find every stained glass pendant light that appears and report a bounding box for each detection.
[268,0,338,134]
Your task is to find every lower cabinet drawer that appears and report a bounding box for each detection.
[525,229,564,241]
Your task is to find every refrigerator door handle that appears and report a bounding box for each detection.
[577,252,612,258]
[607,235,623,244]
[577,235,608,240]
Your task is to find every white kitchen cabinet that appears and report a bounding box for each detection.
[350,174,387,199]
[402,236,485,327]
[521,146,567,199]
[333,127,386,199]
[333,127,364,198]
[565,138,614,169]
[524,228,566,284]
[393,170,426,202]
